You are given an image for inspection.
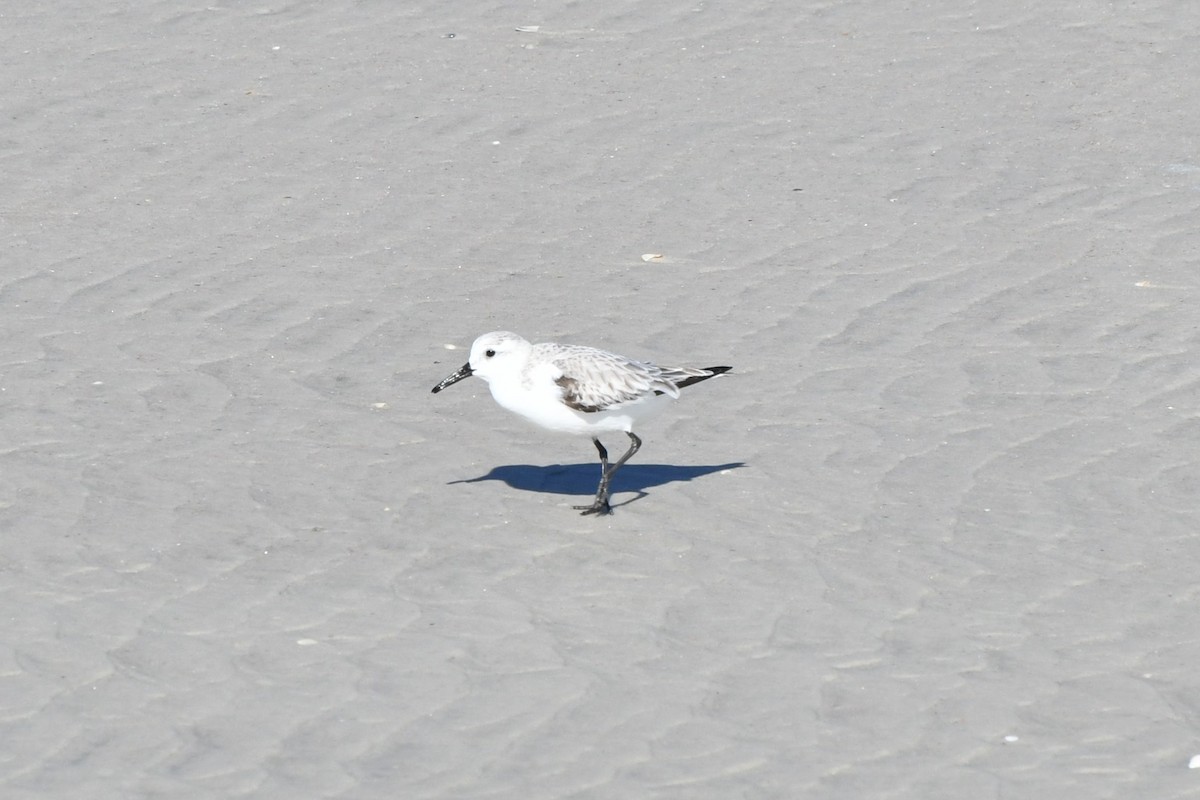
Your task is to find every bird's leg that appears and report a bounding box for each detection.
[574,437,610,514]
[575,432,642,516]
[592,437,609,472]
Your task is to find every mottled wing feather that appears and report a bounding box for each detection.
[542,343,725,413]
[549,347,657,411]
[554,375,608,412]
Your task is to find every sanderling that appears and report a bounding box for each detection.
[432,331,731,515]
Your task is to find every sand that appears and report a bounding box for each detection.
[3,1,1199,797]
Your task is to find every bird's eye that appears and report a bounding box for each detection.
[485,349,496,357]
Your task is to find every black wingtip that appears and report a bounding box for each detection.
[674,366,733,390]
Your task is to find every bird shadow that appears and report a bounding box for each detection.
[450,462,745,509]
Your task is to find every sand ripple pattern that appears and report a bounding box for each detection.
[2,1,1199,798]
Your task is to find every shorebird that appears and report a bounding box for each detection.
[432,331,730,514]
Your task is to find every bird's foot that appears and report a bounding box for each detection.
[573,499,612,516]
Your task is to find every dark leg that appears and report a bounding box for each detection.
[591,437,609,472]
[575,432,642,516]
[574,436,610,514]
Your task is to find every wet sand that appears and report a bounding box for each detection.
[3,2,1199,797]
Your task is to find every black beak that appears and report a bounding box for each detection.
[431,362,473,393]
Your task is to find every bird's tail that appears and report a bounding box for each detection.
[673,366,732,390]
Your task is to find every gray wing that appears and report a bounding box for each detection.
[542,344,712,413]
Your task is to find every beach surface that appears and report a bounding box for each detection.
[3,1,1199,797]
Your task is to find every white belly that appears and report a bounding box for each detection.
[488,379,671,436]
